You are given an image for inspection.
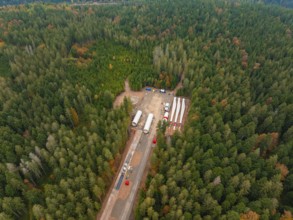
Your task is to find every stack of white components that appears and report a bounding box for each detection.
[174,98,181,130]
[170,97,177,123]
[180,98,185,124]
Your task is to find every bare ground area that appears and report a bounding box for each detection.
[131,151,142,167]
[118,182,132,200]
[113,80,144,108]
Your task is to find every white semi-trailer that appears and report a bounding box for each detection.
[174,98,181,129]
[170,97,177,122]
[132,110,142,127]
[179,98,185,124]
[143,113,154,134]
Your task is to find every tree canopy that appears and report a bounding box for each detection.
[0,0,292,219]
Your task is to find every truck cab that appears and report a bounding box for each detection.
[164,102,170,112]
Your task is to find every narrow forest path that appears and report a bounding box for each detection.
[173,73,185,95]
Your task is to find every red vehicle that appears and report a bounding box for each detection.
[152,137,157,144]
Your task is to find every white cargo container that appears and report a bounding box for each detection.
[143,113,154,134]
[163,112,169,121]
[132,110,142,127]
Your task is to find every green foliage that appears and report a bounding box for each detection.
[0,0,292,219]
[0,52,11,77]
[263,0,293,8]
[0,4,133,219]
[134,0,293,219]
[67,40,154,95]
[0,0,117,6]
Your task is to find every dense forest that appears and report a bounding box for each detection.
[0,3,154,219]
[0,0,125,6]
[135,1,293,220]
[0,0,292,219]
[263,0,293,8]
[1,0,293,8]
[0,0,69,6]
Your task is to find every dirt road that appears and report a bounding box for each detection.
[98,86,173,220]
[98,78,190,220]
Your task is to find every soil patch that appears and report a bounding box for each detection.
[118,182,132,200]
[131,152,142,167]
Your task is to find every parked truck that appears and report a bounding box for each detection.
[164,102,170,112]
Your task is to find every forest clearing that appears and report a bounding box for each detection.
[0,0,292,219]
[101,81,189,220]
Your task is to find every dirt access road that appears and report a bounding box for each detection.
[98,82,173,220]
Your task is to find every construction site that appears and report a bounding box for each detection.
[99,82,189,220]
